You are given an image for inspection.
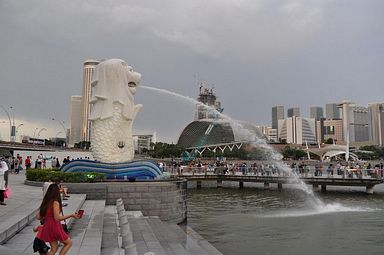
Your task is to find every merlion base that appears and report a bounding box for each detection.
[61,159,162,180]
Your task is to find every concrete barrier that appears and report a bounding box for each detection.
[26,179,188,223]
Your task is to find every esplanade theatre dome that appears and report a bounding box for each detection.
[177,85,263,148]
[177,119,263,148]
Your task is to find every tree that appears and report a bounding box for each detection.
[281,146,307,160]
[147,142,184,158]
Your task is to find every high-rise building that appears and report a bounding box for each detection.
[326,103,340,119]
[81,59,100,141]
[278,117,316,144]
[133,132,157,153]
[287,107,300,117]
[256,126,278,142]
[310,106,323,120]
[338,101,369,146]
[321,119,344,144]
[69,95,82,147]
[368,103,384,146]
[272,106,284,129]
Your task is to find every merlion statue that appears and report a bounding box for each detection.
[89,59,142,163]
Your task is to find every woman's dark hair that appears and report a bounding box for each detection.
[39,183,62,218]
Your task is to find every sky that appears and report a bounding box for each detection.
[0,0,383,142]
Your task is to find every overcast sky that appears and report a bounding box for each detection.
[0,0,383,142]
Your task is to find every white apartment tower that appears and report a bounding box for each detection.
[81,59,100,141]
[278,117,316,144]
[368,103,384,146]
[69,95,82,146]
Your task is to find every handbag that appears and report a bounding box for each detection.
[4,187,11,199]
[62,223,69,234]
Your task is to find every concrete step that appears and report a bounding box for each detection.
[147,217,220,255]
[101,205,123,255]
[0,198,40,244]
[185,226,223,255]
[68,200,106,255]
[3,194,86,254]
[129,217,169,255]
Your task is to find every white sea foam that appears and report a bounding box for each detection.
[259,203,379,218]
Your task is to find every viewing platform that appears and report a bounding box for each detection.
[174,171,384,194]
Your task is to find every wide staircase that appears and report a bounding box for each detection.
[0,174,222,255]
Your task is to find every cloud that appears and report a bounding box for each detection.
[0,0,383,142]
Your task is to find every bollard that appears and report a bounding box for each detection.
[124,243,137,255]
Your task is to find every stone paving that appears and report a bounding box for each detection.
[0,172,42,245]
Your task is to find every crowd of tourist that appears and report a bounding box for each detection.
[162,159,384,179]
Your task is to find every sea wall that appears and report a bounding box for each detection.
[25,179,187,223]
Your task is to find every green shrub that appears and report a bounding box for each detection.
[26,169,106,183]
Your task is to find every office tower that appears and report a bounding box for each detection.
[81,59,100,141]
[277,117,316,144]
[322,119,344,144]
[326,103,340,119]
[338,101,369,145]
[368,103,384,146]
[287,107,300,117]
[272,106,284,129]
[310,106,324,120]
[69,95,82,146]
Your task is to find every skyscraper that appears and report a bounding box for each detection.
[338,101,369,145]
[368,103,384,146]
[277,116,316,144]
[326,103,340,119]
[69,95,82,146]
[272,106,284,129]
[287,107,300,117]
[81,59,100,142]
[310,106,324,120]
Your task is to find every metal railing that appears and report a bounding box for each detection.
[163,166,384,180]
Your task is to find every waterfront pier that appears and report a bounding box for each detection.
[177,173,384,194]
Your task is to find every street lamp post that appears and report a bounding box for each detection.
[37,128,47,146]
[9,106,16,142]
[0,105,12,141]
[32,127,39,144]
[52,118,67,147]
[37,128,47,139]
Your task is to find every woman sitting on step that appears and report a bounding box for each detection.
[38,183,80,255]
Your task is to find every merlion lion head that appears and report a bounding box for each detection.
[89,59,141,121]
